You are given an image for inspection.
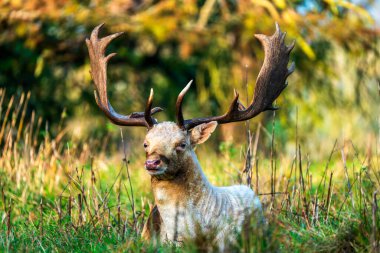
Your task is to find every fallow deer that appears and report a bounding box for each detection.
[86,23,294,249]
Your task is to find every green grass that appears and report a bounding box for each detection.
[1,90,379,252]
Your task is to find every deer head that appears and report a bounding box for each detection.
[86,23,294,180]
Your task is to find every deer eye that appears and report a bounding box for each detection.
[143,142,148,148]
[176,142,186,151]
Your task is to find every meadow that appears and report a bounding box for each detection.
[0,89,379,252]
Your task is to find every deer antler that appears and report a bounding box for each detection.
[176,23,295,130]
[86,24,163,128]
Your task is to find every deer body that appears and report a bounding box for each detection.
[86,23,294,250]
[142,124,262,243]
[152,179,260,243]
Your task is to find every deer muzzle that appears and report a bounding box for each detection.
[145,159,162,170]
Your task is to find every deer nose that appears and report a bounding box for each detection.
[145,159,161,170]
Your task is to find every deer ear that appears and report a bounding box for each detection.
[190,121,218,145]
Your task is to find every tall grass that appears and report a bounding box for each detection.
[0,89,151,252]
[0,89,379,252]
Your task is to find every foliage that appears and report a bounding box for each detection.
[0,0,378,156]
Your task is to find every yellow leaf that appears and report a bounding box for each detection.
[10,0,22,8]
[282,9,297,27]
[297,37,316,60]
[324,0,339,15]
[253,0,280,20]
[274,0,286,9]
[34,56,44,77]
[15,23,27,37]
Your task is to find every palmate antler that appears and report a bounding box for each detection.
[176,23,295,130]
[87,23,294,130]
[86,24,163,128]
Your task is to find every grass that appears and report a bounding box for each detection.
[0,89,379,252]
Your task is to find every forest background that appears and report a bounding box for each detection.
[1,0,378,154]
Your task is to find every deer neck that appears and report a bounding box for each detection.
[151,150,212,207]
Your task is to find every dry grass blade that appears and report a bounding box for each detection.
[325,171,334,222]
[371,191,378,252]
[253,123,261,194]
[39,198,43,239]
[298,145,309,222]
[0,95,14,146]
[120,129,137,230]
[317,140,338,201]
[16,91,30,142]
[270,110,276,210]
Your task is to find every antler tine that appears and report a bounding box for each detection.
[225,91,241,116]
[87,25,123,111]
[144,89,156,128]
[249,23,292,112]
[180,23,295,130]
[176,80,193,129]
[86,24,163,128]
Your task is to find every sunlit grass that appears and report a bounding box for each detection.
[1,90,379,252]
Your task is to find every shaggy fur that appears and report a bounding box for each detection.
[141,122,261,249]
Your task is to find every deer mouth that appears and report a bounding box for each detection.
[144,159,167,175]
[145,166,167,176]
[146,168,166,175]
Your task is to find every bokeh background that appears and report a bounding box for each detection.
[0,0,379,157]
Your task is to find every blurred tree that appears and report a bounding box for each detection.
[0,0,378,155]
